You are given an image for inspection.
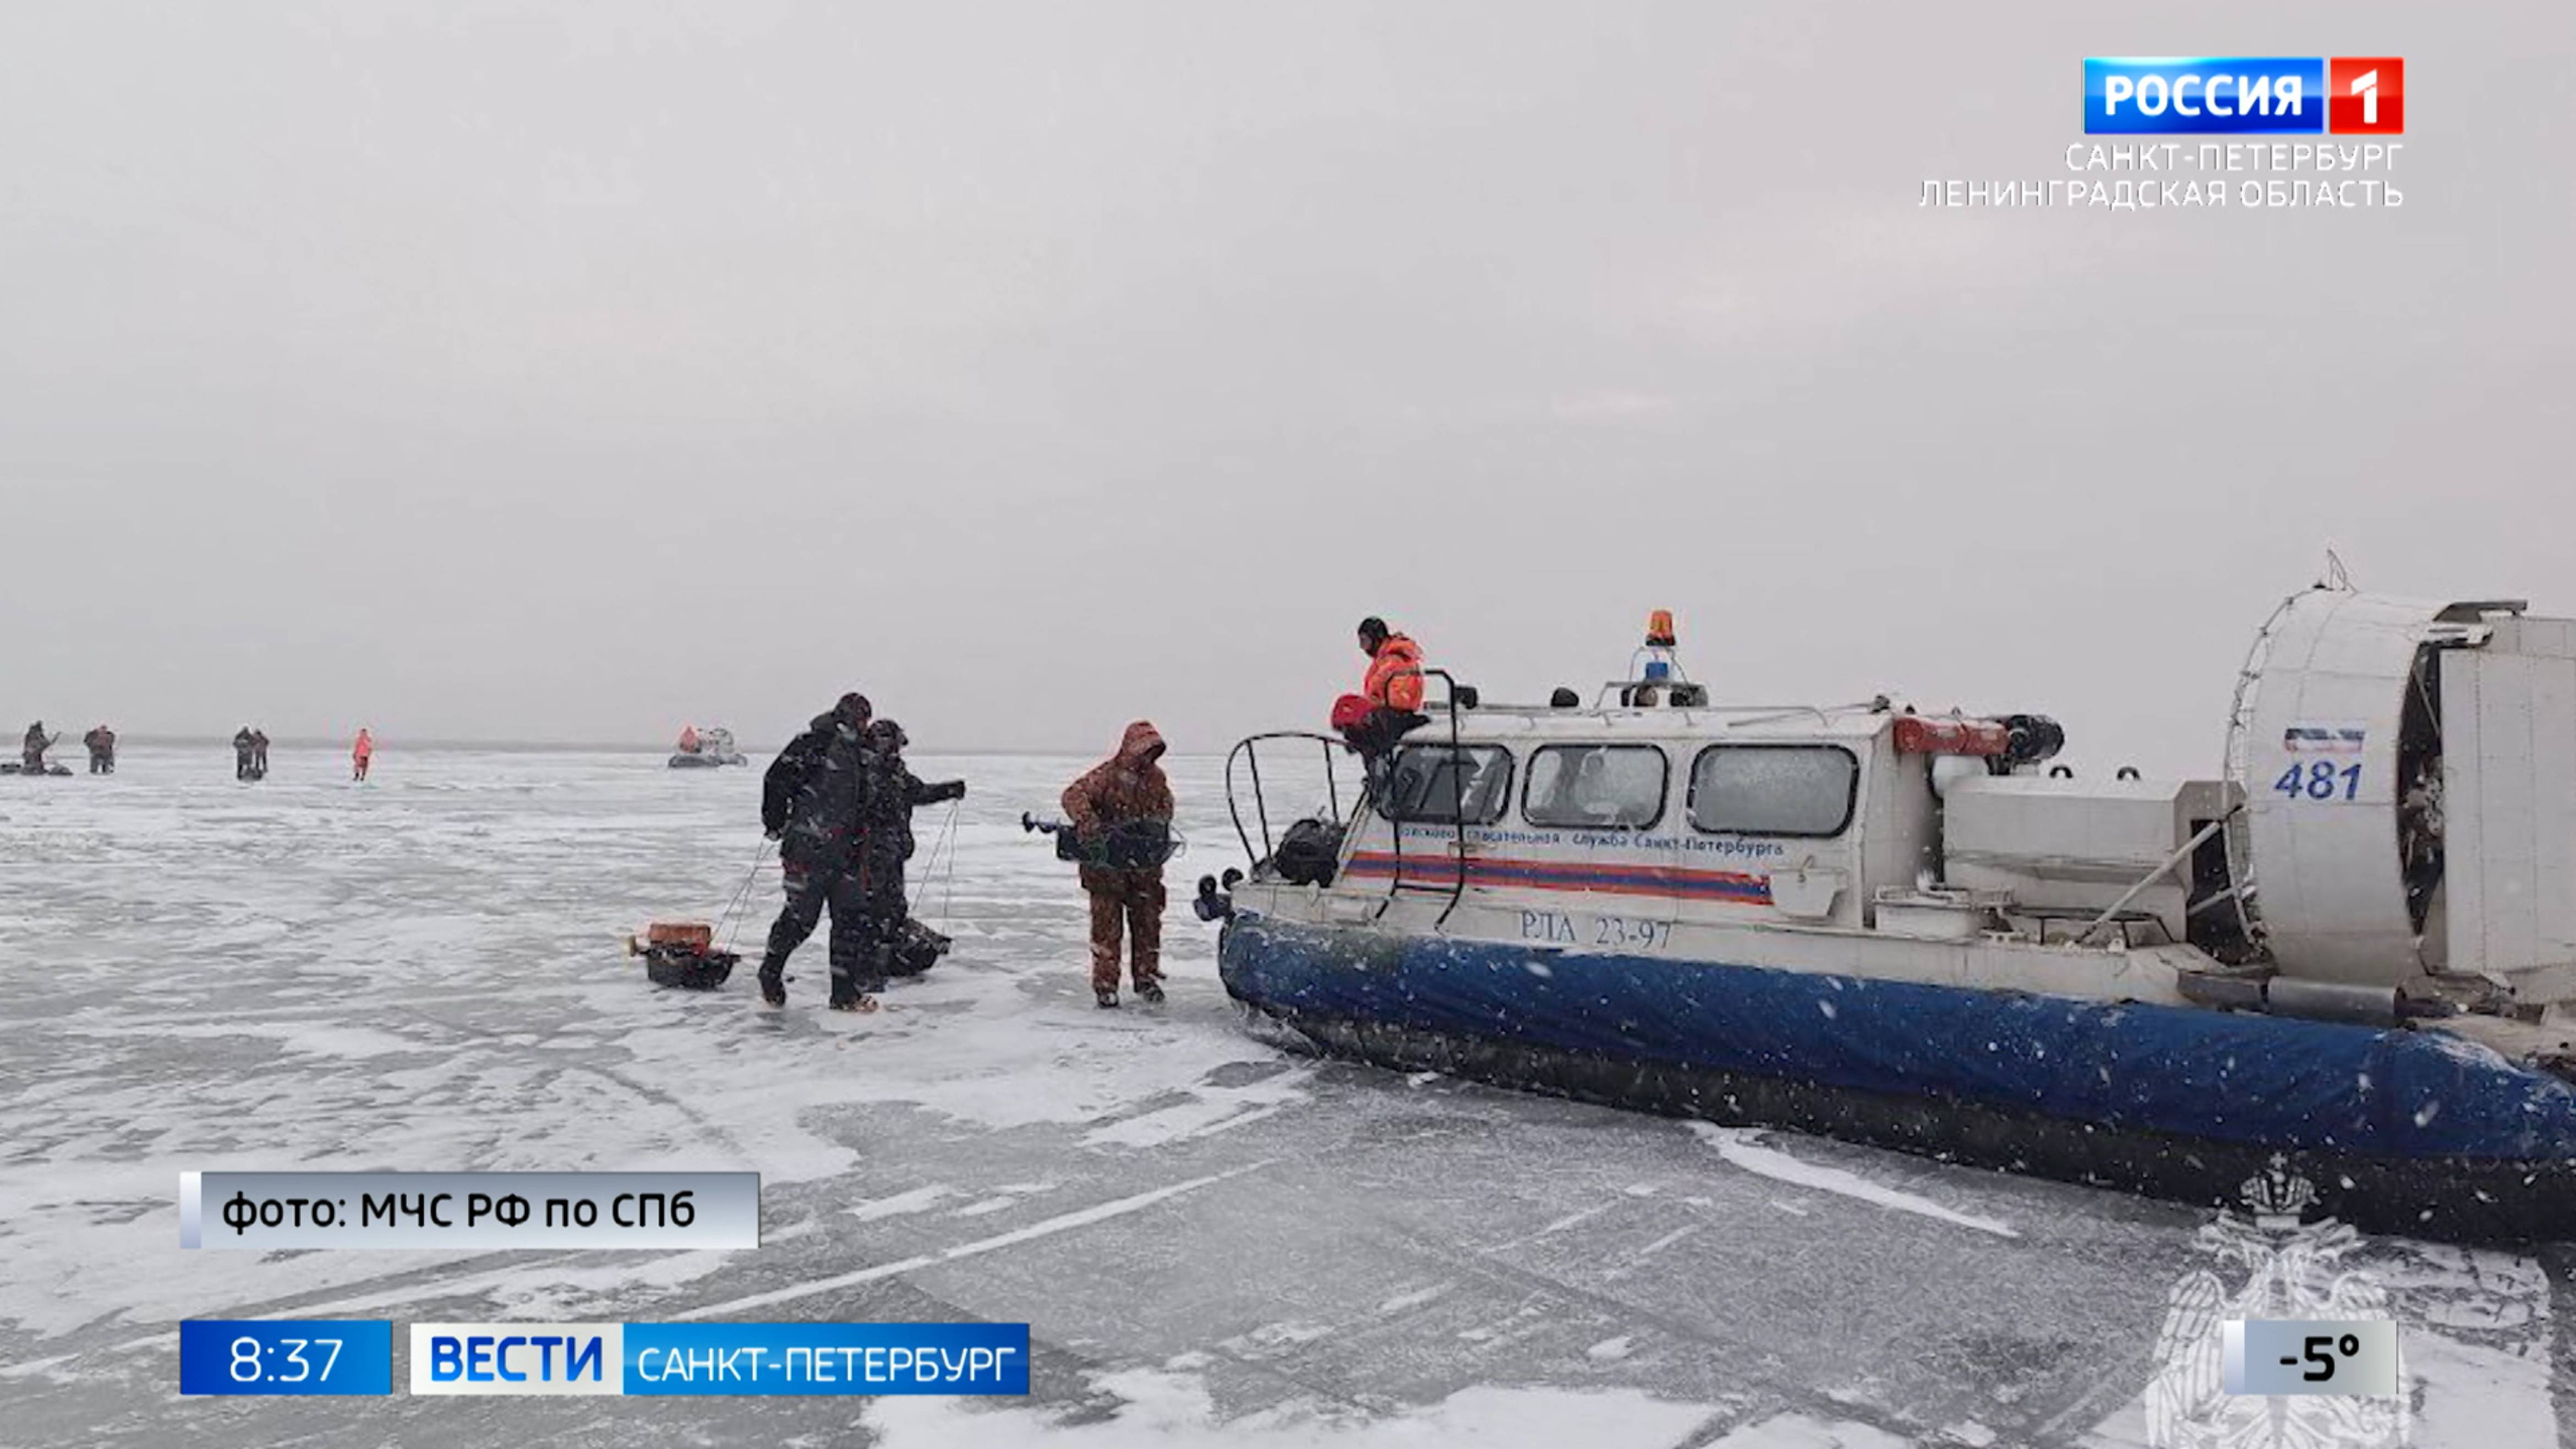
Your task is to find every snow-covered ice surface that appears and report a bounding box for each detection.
[1,745,2569,1446]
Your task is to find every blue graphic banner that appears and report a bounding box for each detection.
[2085,57,2325,134]
[622,1322,1030,1396]
[179,1320,394,1396]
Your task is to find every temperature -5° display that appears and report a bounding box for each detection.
[2222,1319,2400,1397]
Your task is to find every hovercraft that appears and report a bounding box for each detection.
[668,726,748,769]
[1199,590,2576,1243]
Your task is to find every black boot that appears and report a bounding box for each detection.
[757,959,786,1007]
[1095,987,1119,1009]
[1136,978,1166,1005]
[832,941,890,1011]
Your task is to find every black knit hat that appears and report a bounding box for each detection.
[835,692,872,725]
[1357,616,1389,644]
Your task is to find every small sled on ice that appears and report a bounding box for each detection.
[0,762,73,777]
[625,921,738,989]
[884,917,953,979]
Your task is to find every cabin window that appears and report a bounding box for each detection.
[1687,745,1858,838]
[1381,745,1514,825]
[1523,745,1669,830]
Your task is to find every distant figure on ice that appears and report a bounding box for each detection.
[851,719,967,978]
[22,721,59,774]
[233,726,258,780]
[352,728,374,781]
[83,724,115,774]
[676,724,701,756]
[1061,721,1174,1008]
[757,692,880,1011]
[250,728,270,777]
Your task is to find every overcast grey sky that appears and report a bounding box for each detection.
[2,2,2567,768]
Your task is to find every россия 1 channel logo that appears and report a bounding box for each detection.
[2085,58,2404,135]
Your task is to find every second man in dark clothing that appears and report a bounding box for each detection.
[849,719,966,982]
[22,722,58,774]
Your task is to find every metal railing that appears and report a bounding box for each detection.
[1223,731,1359,868]
[1377,667,1469,929]
[1213,668,1480,932]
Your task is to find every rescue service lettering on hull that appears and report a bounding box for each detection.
[1394,824,1787,861]
[1344,852,1774,905]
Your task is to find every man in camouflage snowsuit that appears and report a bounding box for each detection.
[757,692,883,1011]
[1060,721,1174,1008]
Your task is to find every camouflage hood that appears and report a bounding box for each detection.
[1117,720,1167,767]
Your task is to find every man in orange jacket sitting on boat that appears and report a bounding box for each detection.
[1359,616,1425,714]
[1336,616,1432,761]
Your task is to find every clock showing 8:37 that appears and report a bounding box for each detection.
[178,1320,393,1396]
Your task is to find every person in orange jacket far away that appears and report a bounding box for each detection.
[352,728,374,781]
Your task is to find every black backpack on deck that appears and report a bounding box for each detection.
[1271,818,1345,887]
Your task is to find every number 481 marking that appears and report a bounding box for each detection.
[2276,760,2362,801]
